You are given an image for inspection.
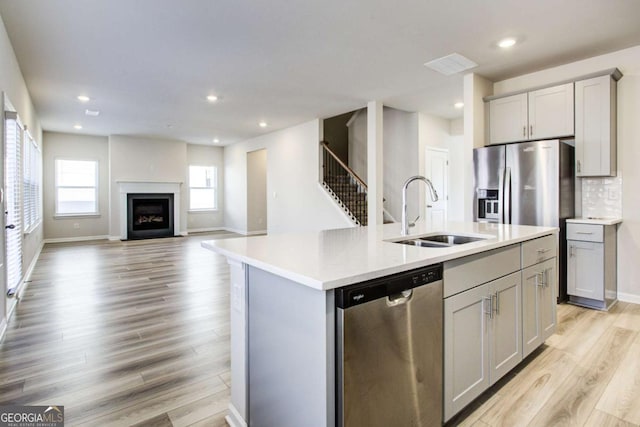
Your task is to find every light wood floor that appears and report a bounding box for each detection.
[0,232,236,426]
[1,234,640,426]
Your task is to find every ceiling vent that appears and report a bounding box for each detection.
[424,53,478,76]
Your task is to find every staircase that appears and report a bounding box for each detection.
[321,142,368,225]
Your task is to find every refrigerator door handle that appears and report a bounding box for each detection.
[503,167,511,224]
[498,167,505,224]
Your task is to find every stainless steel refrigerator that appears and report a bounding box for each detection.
[473,139,574,300]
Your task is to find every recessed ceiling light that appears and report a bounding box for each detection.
[77,95,90,102]
[73,124,83,130]
[85,109,100,116]
[454,102,464,109]
[207,95,218,102]
[259,121,267,128]
[498,38,517,49]
[213,138,220,144]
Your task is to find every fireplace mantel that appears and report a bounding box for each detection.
[117,181,183,240]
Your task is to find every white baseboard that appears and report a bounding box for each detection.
[617,292,640,305]
[223,227,250,235]
[245,229,267,236]
[108,235,122,241]
[44,235,110,244]
[186,227,228,234]
[225,403,247,427]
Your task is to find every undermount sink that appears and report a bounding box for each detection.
[392,233,490,248]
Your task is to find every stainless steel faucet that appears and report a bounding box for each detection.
[401,175,439,236]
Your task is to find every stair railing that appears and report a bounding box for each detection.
[320,141,368,225]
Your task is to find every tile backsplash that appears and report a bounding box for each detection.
[580,175,622,219]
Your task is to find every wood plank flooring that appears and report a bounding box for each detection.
[1,233,640,426]
[0,232,236,426]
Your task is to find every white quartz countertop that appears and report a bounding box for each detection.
[202,221,557,291]
[567,217,622,225]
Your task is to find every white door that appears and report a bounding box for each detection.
[425,147,448,230]
[3,108,22,315]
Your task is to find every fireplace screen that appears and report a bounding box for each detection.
[127,193,174,239]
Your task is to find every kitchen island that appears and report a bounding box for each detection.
[203,221,558,427]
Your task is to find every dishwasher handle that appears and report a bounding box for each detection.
[386,289,412,307]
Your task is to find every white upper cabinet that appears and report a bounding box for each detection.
[489,93,528,144]
[488,82,574,145]
[528,83,574,140]
[575,75,617,177]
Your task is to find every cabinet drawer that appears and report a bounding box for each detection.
[521,234,557,268]
[567,223,603,242]
[443,244,520,298]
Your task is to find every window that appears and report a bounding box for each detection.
[55,159,98,215]
[189,165,217,210]
[23,130,42,232]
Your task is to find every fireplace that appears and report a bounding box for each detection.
[127,193,174,239]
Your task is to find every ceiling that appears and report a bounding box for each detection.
[1,0,639,146]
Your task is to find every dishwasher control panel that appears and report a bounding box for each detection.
[336,264,442,309]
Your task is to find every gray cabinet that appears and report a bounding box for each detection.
[522,258,557,357]
[444,271,522,421]
[488,83,574,145]
[567,223,617,310]
[575,74,617,177]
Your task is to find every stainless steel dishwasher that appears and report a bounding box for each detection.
[336,264,443,427]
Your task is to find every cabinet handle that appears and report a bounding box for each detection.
[494,292,500,316]
[484,296,493,319]
[569,245,575,257]
[545,269,550,288]
[576,232,593,235]
[523,126,526,137]
[530,125,533,136]
[536,272,545,287]
[577,160,581,173]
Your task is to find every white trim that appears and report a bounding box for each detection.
[617,292,640,305]
[224,226,250,235]
[225,403,248,427]
[186,226,227,234]
[44,235,110,244]
[108,235,121,241]
[0,318,7,343]
[117,181,182,239]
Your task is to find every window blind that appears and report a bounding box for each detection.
[23,131,41,231]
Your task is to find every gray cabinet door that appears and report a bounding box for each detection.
[522,258,558,357]
[489,272,522,383]
[528,83,574,140]
[444,283,490,421]
[568,240,604,300]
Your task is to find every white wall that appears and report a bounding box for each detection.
[492,44,640,302]
[0,15,44,329]
[186,144,224,232]
[448,118,465,221]
[247,149,267,233]
[42,132,110,240]
[224,119,353,234]
[109,136,188,237]
[347,109,368,181]
[384,108,419,221]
